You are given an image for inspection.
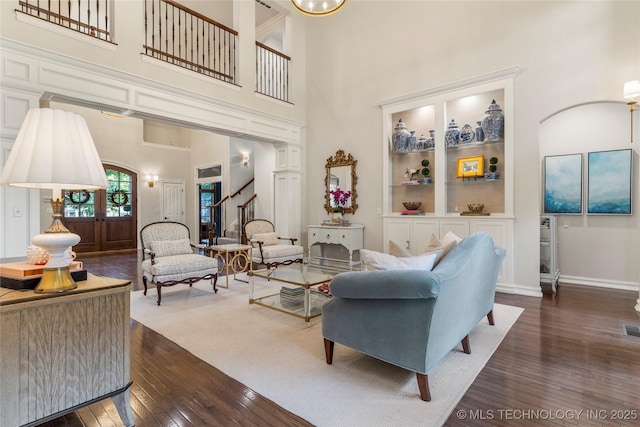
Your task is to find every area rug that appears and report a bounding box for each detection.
[129,275,523,427]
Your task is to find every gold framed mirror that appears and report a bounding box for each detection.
[325,150,358,214]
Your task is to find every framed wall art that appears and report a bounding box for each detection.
[457,155,484,178]
[587,149,632,215]
[543,153,583,214]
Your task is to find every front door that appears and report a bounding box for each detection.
[64,165,138,253]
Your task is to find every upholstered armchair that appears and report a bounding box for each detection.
[243,219,304,269]
[140,221,219,305]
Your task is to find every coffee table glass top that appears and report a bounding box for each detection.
[251,263,333,286]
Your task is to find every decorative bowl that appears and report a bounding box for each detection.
[467,203,484,213]
[402,201,422,211]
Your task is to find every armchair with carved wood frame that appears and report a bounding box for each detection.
[140,221,219,305]
[243,219,304,269]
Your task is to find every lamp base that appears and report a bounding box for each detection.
[34,266,78,293]
[31,230,81,294]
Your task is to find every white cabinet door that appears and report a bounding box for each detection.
[383,217,412,253]
[412,219,440,254]
[440,220,470,239]
[471,219,509,282]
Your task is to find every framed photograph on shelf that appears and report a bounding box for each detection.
[543,153,583,214]
[587,149,632,215]
[457,155,484,178]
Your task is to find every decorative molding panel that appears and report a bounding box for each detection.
[0,39,303,145]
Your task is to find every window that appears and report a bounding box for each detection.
[106,169,133,217]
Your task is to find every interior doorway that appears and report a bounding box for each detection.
[199,182,222,244]
[64,164,138,253]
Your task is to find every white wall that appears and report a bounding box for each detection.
[303,1,640,294]
[540,102,640,290]
[51,103,193,233]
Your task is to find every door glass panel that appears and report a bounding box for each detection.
[106,169,133,217]
[64,190,95,217]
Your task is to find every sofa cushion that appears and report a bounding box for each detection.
[388,240,412,257]
[360,249,438,272]
[150,238,193,257]
[142,253,218,277]
[251,232,279,247]
[425,231,462,266]
[390,239,444,263]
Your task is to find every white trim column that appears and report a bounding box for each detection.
[273,142,302,241]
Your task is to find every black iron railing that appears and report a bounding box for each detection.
[143,0,238,84]
[256,41,290,103]
[17,0,113,42]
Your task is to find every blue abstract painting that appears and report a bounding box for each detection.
[588,149,632,215]
[544,154,583,214]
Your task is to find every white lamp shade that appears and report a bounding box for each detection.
[292,0,346,16]
[623,80,640,100]
[1,108,109,191]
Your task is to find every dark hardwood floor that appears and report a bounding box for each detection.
[44,251,639,426]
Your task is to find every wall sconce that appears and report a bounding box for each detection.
[623,80,640,143]
[242,153,250,167]
[146,175,159,187]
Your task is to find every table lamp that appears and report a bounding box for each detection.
[1,108,109,293]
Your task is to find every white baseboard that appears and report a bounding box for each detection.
[496,282,543,298]
[560,275,639,293]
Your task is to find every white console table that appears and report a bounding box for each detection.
[308,223,364,269]
[0,274,134,427]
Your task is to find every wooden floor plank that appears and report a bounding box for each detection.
[40,251,640,426]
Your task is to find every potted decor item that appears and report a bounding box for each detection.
[330,187,352,223]
[485,157,500,180]
[420,159,432,184]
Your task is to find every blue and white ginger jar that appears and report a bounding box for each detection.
[444,119,460,147]
[481,100,504,142]
[392,119,411,153]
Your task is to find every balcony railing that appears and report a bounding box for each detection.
[17,0,113,42]
[256,42,290,103]
[16,1,290,101]
[143,0,238,85]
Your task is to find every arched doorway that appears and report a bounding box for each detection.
[64,164,138,253]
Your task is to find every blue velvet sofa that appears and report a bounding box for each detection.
[321,231,505,401]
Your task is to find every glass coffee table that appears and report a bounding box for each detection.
[249,263,334,322]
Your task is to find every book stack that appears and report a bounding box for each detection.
[401,209,424,215]
[280,285,304,307]
[400,180,420,186]
[0,261,86,290]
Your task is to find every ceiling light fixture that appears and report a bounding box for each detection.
[292,0,346,17]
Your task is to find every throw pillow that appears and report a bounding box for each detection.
[388,240,412,257]
[425,231,463,267]
[360,249,438,271]
[150,239,193,257]
[251,232,279,247]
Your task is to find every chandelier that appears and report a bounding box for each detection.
[292,0,346,17]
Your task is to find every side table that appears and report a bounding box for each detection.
[206,243,253,288]
[308,223,364,269]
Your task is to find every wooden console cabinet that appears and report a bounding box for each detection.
[0,274,134,427]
